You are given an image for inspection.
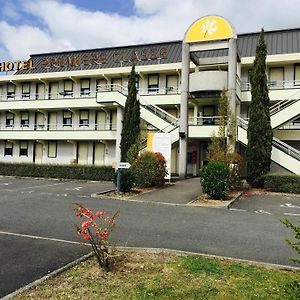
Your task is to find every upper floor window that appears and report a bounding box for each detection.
[97,79,108,92]
[4,141,13,156]
[63,110,72,126]
[36,83,45,100]
[269,67,284,89]
[166,75,178,94]
[7,83,15,99]
[294,64,300,86]
[49,82,59,99]
[81,79,90,96]
[63,80,73,97]
[6,112,14,127]
[19,142,28,156]
[21,111,29,127]
[79,110,89,126]
[148,74,159,93]
[111,78,122,91]
[22,83,30,99]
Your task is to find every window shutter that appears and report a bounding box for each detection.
[48,142,57,158]
[81,79,90,89]
[7,84,15,93]
[80,111,88,119]
[148,75,158,85]
[64,80,73,91]
[22,83,30,93]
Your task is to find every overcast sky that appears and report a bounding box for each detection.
[0,0,299,60]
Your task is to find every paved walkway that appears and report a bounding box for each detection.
[132,177,202,204]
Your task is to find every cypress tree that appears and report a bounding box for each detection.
[120,65,140,161]
[246,29,273,187]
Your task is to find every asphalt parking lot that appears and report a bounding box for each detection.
[0,176,299,298]
[0,176,114,298]
[231,192,300,219]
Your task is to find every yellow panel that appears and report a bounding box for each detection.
[185,15,235,43]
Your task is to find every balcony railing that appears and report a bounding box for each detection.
[0,123,116,131]
[241,80,300,91]
[188,116,223,126]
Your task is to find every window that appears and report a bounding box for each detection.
[19,142,28,156]
[6,112,14,127]
[22,83,30,99]
[21,111,29,127]
[4,142,13,156]
[97,79,108,91]
[7,83,15,99]
[36,83,45,100]
[49,82,59,99]
[294,64,300,85]
[79,110,89,126]
[202,106,216,125]
[48,141,57,158]
[166,75,178,94]
[269,67,284,89]
[63,110,72,126]
[81,79,90,96]
[148,74,159,93]
[63,80,73,96]
[111,78,122,91]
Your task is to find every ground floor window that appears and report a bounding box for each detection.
[4,142,13,156]
[19,142,28,156]
[48,141,57,158]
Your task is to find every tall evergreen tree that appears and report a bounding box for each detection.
[120,65,140,161]
[246,29,273,187]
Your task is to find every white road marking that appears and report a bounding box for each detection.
[229,208,246,212]
[280,203,300,209]
[255,209,272,215]
[0,182,12,186]
[78,195,90,198]
[0,230,90,246]
[66,187,83,191]
[283,213,300,217]
[21,190,34,194]
[40,192,68,197]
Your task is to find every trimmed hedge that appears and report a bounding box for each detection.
[200,162,230,200]
[0,163,114,181]
[263,173,300,194]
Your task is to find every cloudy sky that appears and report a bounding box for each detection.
[0,0,299,60]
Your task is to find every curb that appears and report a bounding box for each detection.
[227,191,244,209]
[1,252,94,300]
[91,189,116,198]
[2,246,299,299]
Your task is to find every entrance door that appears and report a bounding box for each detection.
[94,143,105,165]
[77,143,88,165]
[34,143,43,164]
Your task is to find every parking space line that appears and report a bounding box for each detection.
[283,213,300,217]
[0,230,89,246]
[1,182,69,192]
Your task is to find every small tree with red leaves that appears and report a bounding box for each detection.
[74,204,119,271]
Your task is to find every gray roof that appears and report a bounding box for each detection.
[15,28,300,75]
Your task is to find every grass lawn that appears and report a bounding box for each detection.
[13,251,300,300]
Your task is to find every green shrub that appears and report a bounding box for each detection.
[200,162,230,200]
[113,168,135,192]
[263,173,300,194]
[0,163,114,181]
[131,151,167,188]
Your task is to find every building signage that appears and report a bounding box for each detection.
[0,46,169,74]
[0,60,35,72]
[41,46,169,69]
[147,132,171,180]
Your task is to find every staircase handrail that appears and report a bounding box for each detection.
[272,137,300,161]
[141,103,178,125]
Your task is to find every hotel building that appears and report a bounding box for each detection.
[0,16,299,177]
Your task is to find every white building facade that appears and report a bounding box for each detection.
[0,16,299,177]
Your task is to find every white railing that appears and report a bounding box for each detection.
[270,96,300,116]
[278,122,300,130]
[0,123,116,131]
[188,116,223,126]
[241,80,300,91]
[141,103,178,125]
[272,137,300,161]
[0,91,97,101]
[97,84,128,95]
[237,117,300,161]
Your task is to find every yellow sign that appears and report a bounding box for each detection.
[185,15,235,43]
[0,60,35,72]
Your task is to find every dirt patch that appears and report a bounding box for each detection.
[190,191,242,207]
